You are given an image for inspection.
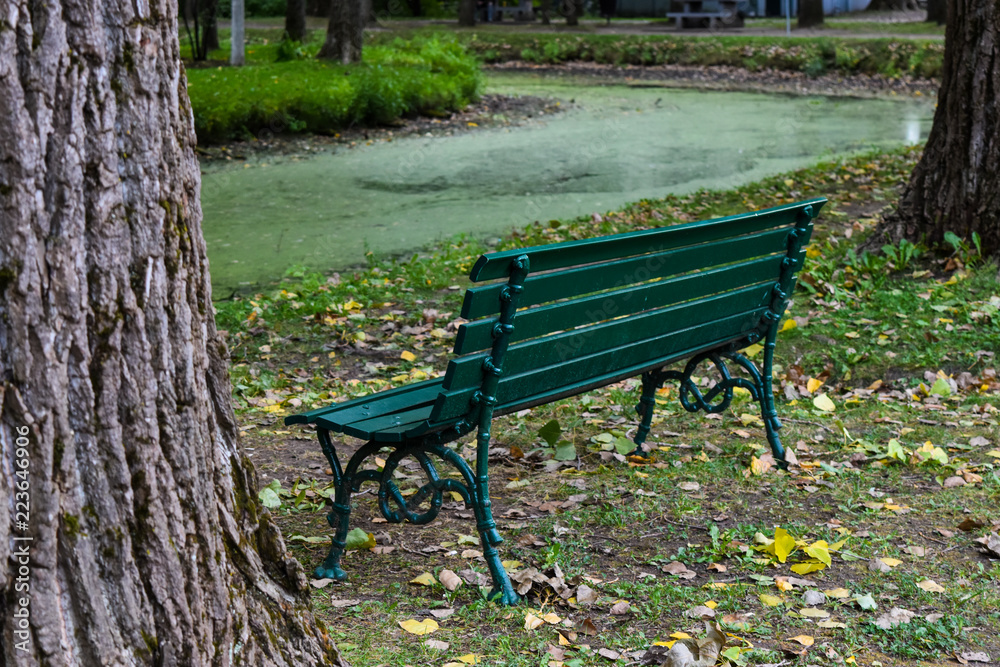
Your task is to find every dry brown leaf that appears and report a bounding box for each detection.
[576,583,599,606]
[439,569,463,592]
[658,622,725,667]
[874,607,916,630]
[610,600,631,615]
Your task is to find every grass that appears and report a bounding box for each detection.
[218,143,1000,666]
[747,17,946,36]
[184,35,481,143]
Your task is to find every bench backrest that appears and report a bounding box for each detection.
[428,198,825,424]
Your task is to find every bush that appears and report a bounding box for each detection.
[451,32,945,79]
[187,37,482,143]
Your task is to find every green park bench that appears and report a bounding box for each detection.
[285,197,826,604]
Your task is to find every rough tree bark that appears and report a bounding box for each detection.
[564,0,583,26]
[926,0,947,24]
[797,0,824,28]
[862,0,1000,258]
[458,0,476,26]
[286,0,310,41]
[317,0,364,63]
[866,0,919,10]
[0,1,347,665]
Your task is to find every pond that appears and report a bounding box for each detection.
[201,73,933,295]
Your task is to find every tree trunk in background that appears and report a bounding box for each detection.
[232,0,246,65]
[459,0,477,25]
[287,0,310,40]
[0,2,347,665]
[866,0,915,9]
[317,0,364,62]
[310,0,334,16]
[540,0,552,23]
[408,0,424,16]
[797,0,823,28]
[862,0,1000,258]
[564,0,581,25]
[926,0,947,24]
[202,0,221,52]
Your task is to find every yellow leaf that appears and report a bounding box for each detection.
[804,540,832,566]
[759,594,784,607]
[880,557,903,567]
[542,613,562,624]
[400,350,417,362]
[399,618,439,635]
[790,561,827,575]
[502,560,523,569]
[824,588,851,599]
[262,403,285,413]
[799,608,830,618]
[558,633,571,646]
[806,246,821,258]
[780,318,797,333]
[410,572,437,586]
[985,450,1000,458]
[455,654,481,664]
[773,527,796,563]
[524,613,545,630]
[789,635,815,646]
[775,578,794,592]
[806,378,823,394]
[669,632,693,639]
[917,579,946,593]
[743,343,764,357]
[812,393,836,412]
[740,413,764,426]
[749,455,772,477]
[653,641,677,648]
[704,600,718,609]
[828,539,848,552]
[846,657,857,664]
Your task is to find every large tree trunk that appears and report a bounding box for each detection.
[287,0,310,41]
[866,0,918,9]
[0,2,346,665]
[926,0,947,24]
[863,0,1000,258]
[309,0,334,16]
[564,0,582,26]
[458,0,477,26]
[317,0,364,63]
[203,0,221,53]
[797,0,824,28]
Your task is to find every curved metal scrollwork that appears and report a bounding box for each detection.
[661,351,761,415]
[375,444,475,526]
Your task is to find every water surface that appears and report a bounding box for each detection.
[201,73,933,294]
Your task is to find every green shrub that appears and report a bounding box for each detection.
[187,36,481,143]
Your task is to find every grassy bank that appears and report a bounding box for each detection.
[217,145,1000,666]
[186,36,481,143]
[451,32,945,78]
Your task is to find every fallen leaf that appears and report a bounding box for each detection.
[916,579,946,593]
[799,608,830,618]
[439,569,463,592]
[579,617,599,635]
[597,647,622,660]
[824,588,851,599]
[344,527,376,551]
[662,561,697,579]
[576,584,599,605]
[904,545,926,557]
[684,605,716,618]
[659,622,725,667]
[309,578,334,589]
[610,600,631,615]
[985,533,1000,558]
[958,518,986,532]
[854,593,877,611]
[678,481,701,492]
[430,608,455,619]
[812,393,836,412]
[817,620,847,629]
[424,639,449,650]
[773,527,797,563]
[874,607,915,630]
[410,572,437,586]
[959,651,992,663]
[399,618,439,635]
[758,594,784,607]
[400,350,417,362]
[524,613,545,630]
[790,561,827,575]
[789,635,815,647]
[453,654,481,665]
[328,598,361,608]
[806,378,823,394]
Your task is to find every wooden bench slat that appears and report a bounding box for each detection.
[455,254,785,354]
[460,225,794,320]
[468,198,823,282]
[445,284,770,392]
[294,379,444,429]
[340,405,438,442]
[430,308,765,422]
